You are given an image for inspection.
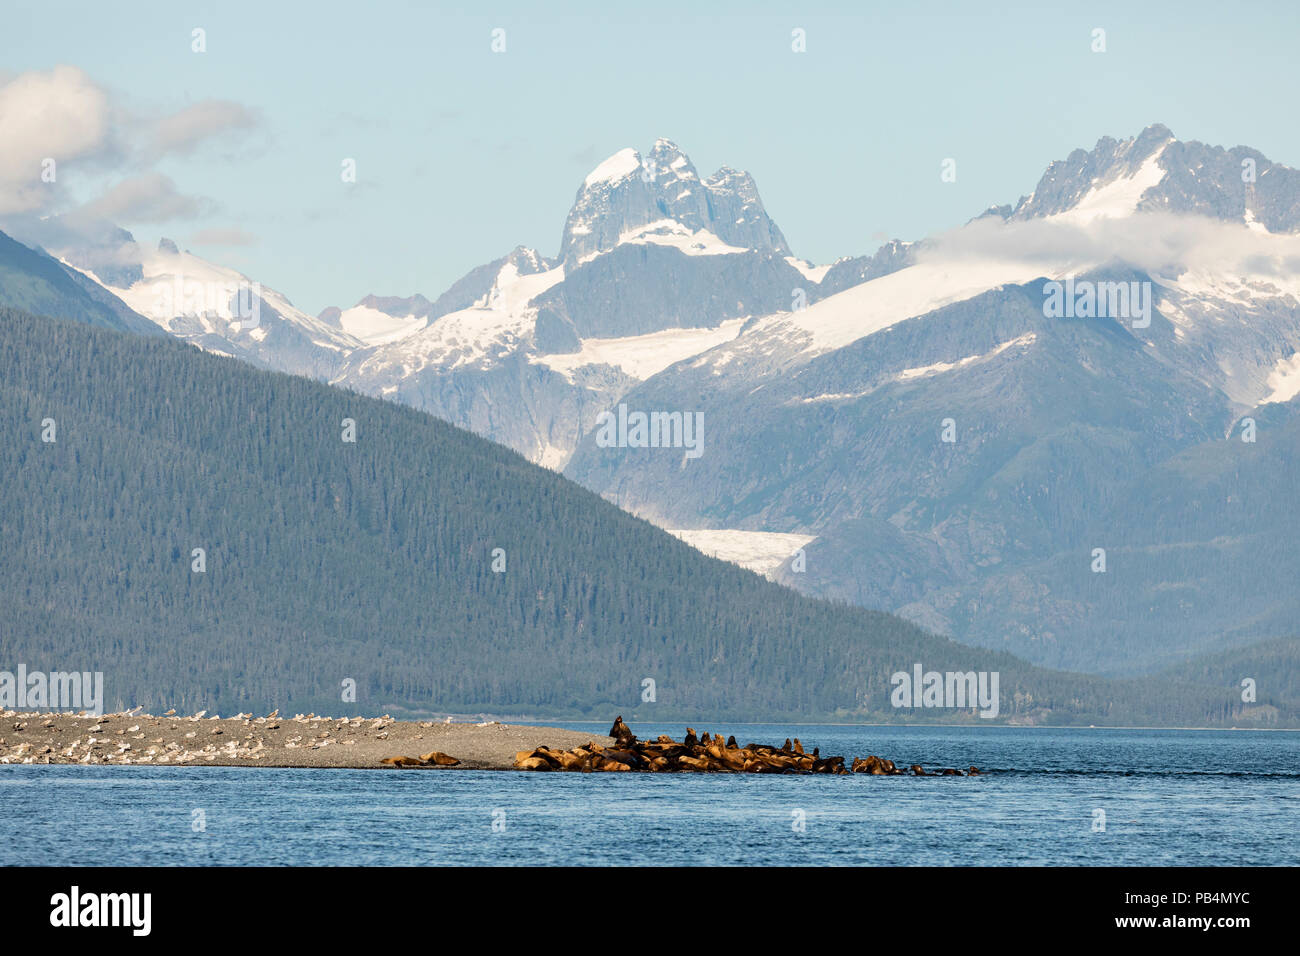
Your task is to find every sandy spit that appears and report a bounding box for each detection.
[0,710,612,770]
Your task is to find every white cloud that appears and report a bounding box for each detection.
[0,67,262,224]
[921,211,1300,280]
[0,66,112,214]
[150,100,258,157]
[80,172,206,223]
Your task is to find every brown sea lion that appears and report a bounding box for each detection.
[419,751,460,766]
[602,749,643,769]
[726,735,738,749]
[515,756,552,771]
[609,715,637,743]
[379,755,424,768]
[792,738,804,755]
[683,728,698,748]
[968,766,981,775]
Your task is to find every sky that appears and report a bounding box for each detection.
[2,0,1299,314]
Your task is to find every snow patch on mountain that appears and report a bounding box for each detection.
[334,305,428,346]
[94,245,358,352]
[1262,352,1300,404]
[584,147,640,187]
[342,264,566,376]
[723,255,1063,360]
[666,529,817,576]
[534,318,746,382]
[1048,150,1169,225]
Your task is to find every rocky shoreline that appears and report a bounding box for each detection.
[1,712,981,775]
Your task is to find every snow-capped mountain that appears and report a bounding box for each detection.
[563,125,1300,675]
[14,221,361,379]
[41,124,1300,676]
[325,141,844,465]
[559,138,792,264]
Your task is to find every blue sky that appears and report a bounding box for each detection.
[3,0,1299,314]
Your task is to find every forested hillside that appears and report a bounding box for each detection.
[0,307,1290,724]
[1159,637,1300,723]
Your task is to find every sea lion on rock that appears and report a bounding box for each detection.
[910,765,927,776]
[380,756,425,768]
[419,751,460,766]
[677,755,712,771]
[792,738,804,755]
[683,728,698,748]
[726,735,738,749]
[602,749,643,769]
[609,716,636,745]
[968,767,981,775]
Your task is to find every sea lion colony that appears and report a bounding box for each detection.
[506,717,981,776]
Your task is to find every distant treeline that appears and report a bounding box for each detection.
[0,307,1292,725]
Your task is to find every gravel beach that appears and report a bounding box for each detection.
[0,711,612,770]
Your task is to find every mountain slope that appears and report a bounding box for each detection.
[2,305,1276,725]
[0,229,158,335]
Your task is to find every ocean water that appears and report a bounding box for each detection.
[2,725,1296,866]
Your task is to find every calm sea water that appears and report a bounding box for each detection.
[2,725,1296,866]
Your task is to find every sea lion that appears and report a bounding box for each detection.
[515,756,552,771]
[910,764,927,776]
[792,738,804,755]
[968,766,981,775]
[726,735,738,749]
[683,728,698,748]
[379,756,425,768]
[602,749,643,769]
[608,716,636,744]
[419,751,460,766]
[782,738,793,753]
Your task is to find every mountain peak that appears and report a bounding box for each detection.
[1010,123,1300,230]
[561,140,791,263]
